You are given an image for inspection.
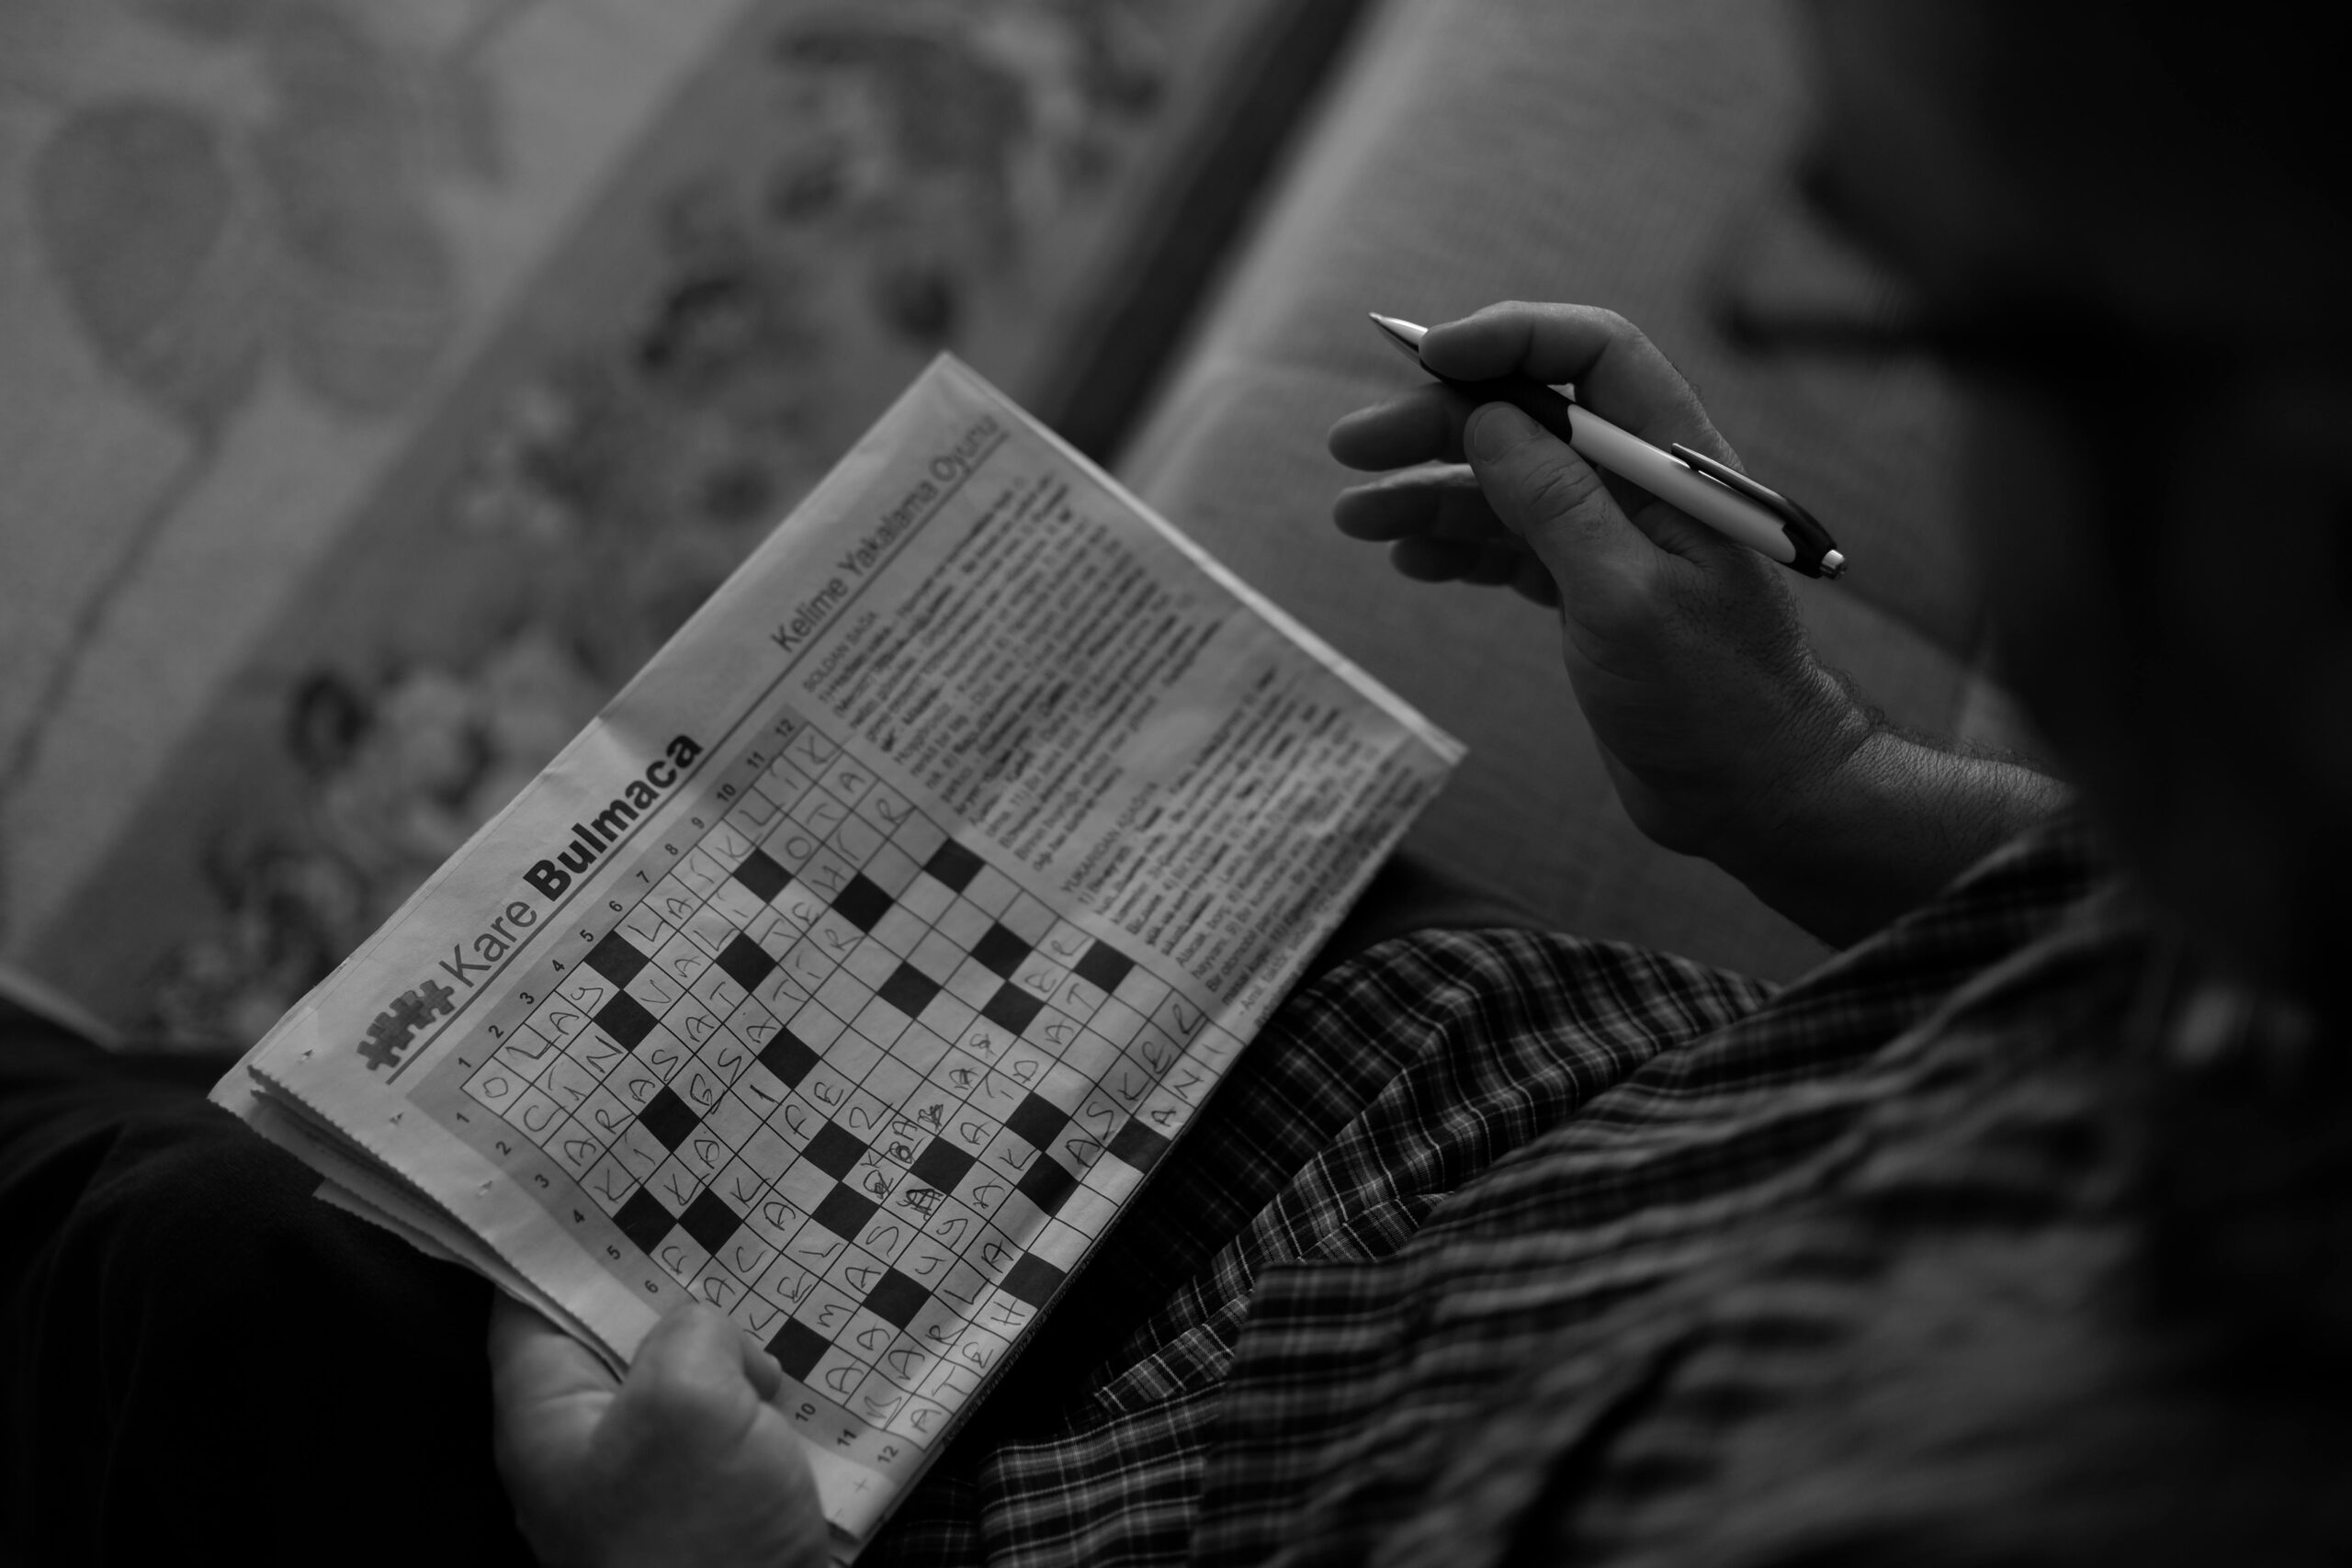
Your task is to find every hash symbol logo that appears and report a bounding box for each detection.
[358,980,458,1072]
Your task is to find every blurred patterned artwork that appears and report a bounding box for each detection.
[0,0,1269,1044]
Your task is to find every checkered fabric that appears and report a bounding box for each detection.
[869,818,2122,1567]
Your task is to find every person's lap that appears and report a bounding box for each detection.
[0,1007,535,1565]
[0,854,1562,1565]
[870,917,1770,1565]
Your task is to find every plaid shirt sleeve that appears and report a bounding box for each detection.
[868,816,2123,1568]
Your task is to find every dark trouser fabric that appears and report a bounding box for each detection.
[0,1002,535,1566]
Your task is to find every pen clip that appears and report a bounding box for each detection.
[1669,443,1845,579]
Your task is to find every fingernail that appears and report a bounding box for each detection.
[1466,402,1531,463]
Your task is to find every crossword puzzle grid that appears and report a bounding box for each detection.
[434,714,1236,1463]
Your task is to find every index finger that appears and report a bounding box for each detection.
[487,1293,615,1490]
[1419,302,1736,463]
[1328,385,1475,470]
[488,1293,616,1407]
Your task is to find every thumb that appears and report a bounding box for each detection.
[630,1301,784,1400]
[1464,401,1659,596]
[622,1303,773,1426]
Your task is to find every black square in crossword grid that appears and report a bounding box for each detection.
[924,840,984,892]
[586,931,648,987]
[1073,940,1135,993]
[768,1318,832,1381]
[758,1029,820,1088]
[639,1087,701,1152]
[1006,1092,1067,1151]
[981,982,1045,1035]
[970,922,1030,979]
[833,874,894,931]
[803,1122,866,1179]
[909,1140,974,1194]
[1001,1254,1067,1310]
[863,1268,929,1328]
[876,961,940,1019]
[732,846,790,902]
[1016,1154,1076,1214]
[812,1183,877,1241]
[614,1188,676,1255]
[597,991,658,1050]
[715,931,777,991]
[679,1189,742,1254]
[1107,1118,1172,1174]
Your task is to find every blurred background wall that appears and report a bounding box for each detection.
[0,0,1367,1046]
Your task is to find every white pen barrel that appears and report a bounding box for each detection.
[1565,409,1796,563]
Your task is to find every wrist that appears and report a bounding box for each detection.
[1688,663,1877,870]
[1703,693,2069,947]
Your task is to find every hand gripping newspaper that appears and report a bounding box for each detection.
[213,355,1461,1557]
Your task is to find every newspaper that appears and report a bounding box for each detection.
[213,355,1460,1552]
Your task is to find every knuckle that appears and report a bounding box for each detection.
[1519,454,1609,523]
[1589,306,1642,344]
[631,1369,725,1435]
[1589,559,1668,630]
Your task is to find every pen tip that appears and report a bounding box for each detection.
[1366,312,1429,361]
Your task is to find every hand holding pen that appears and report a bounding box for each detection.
[1325,300,1869,886]
[1327,299,2054,945]
[1365,312,1844,579]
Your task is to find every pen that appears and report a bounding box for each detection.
[1368,313,1846,580]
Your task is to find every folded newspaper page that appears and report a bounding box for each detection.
[213,355,1460,1552]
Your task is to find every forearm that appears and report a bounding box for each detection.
[1710,721,2072,950]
